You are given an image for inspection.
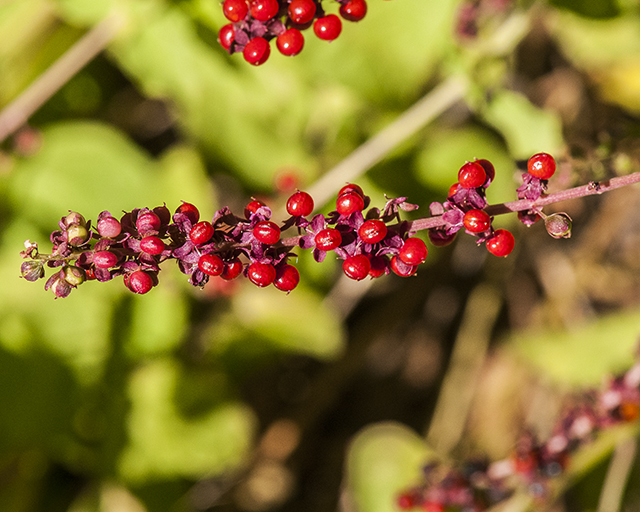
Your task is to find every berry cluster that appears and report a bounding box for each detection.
[428,159,515,257]
[218,0,367,65]
[397,355,640,511]
[20,153,564,298]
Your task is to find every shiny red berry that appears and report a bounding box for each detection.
[93,250,118,269]
[223,0,249,22]
[125,270,154,294]
[398,237,428,265]
[277,28,305,56]
[274,264,300,292]
[247,262,276,287]
[339,0,367,21]
[190,221,214,245]
[463,209,491,233]
[218,24,235,51]
[136,211,161,235]
[315,228,342,251]
[97,215,121,238]
[458,161,486,188]
[244,199,266,219]
[368,255,387,278]
[175,202,200,225]
[286,190,314,216]
[140,235,166,255]
[390,255,417,277]
[288,0,316,24]
[314,14,342,41]
[221,258,243,280]
[250,0,279,21]
[198,254,224,276]
[476,158,495,185]
[243,37,271,66]
[486,229,515,257]
[448,183,460,197]
[343,254,371,281]
[336,191,365,216]
[358,219,387,244]
[253,220,281,245]
[338,183,364,198]
[527,152,556,179]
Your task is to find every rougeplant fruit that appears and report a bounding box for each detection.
[398,237,428,266]
[125,270,154,294]
[463,209,491,233]
[221,258,243,280]
[175,202,200,225]
[358,219,387,244]
[343,254,371,281]
[93,251,118,269]
[250,0,279,21]
[339,0,367,21]
[277,28,305,56]
[458,161,487,189]
[253,220,281,245]
[288,0,316,24]
[528,152,556,179]
[223,0,249,22]
[140,236,166,255]
[198,254,224,276]
[286,190,314,217]
[336,191,365,216]
[243,37,271,66]
[314,14,342,41]
[274,264,300,292]
[486,229,515,257]
[190,221,214,245]
[315,228,342,251]
[390,255,417,277]
[247,262,276,287]
[245,199,266,219]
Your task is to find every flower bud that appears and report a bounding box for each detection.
[63,211,86,228]
[45,273,72,299]
[545,213,572,239]
[21,260,44,281]
[66,223,90,246]
[63,265,86,287]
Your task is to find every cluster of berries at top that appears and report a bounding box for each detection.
[19,184,430,298]
[396,352,640,512]
[218,0,367,65]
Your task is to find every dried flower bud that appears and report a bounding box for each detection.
[545,213,572,239]
[21,260,44,281]
[62,265,86,287]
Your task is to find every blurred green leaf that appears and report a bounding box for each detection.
[510,308,640,386]
[548,0,620,19]
[210,284,345,359]
[481,90,564,160]
[118,358,256,482]
[346,422,433,512]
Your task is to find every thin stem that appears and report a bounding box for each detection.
[0,15,123,144]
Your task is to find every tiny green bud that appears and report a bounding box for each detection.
[63,265,86,287]
[66,223,90,246]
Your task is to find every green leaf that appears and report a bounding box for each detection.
[510,308,640,386]
[481,90,564,160]
[118,359,256,483]
[346,422,433,512]
[548,0,620,19]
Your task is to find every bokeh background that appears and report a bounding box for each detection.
[3,0,640,511]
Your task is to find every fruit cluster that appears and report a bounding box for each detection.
[218,0,367,65]
[20,153,561,298]
[397,354,640,511]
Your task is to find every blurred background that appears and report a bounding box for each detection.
[3,0,640,511]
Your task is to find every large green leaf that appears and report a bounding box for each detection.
[346,422,433,512]
[118,358,256,482]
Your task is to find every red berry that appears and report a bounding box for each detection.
[93,250,118,269]
[274,264,300,292]
[198,254,224,276]
[190,221,214,245]
[476,158,495,184]
[243,37,271,66]
[247,262,276,287]
[398,237,428,265]
[486,229,515,257]
[342,254,371,281]
[125,270,154,294]
[136,211,161,235]
[424,503,445,512]
[358,219,387,244]
[458,161,486,188]
[277,28,305,56]
[314,14,342,41]
[527,152,556,179]
[140,235,166,255]
[250,0,279,21]
[221,258,243,280]
[339,0,367,21]
[396,493,416,510]
[175,202,200,225]
[253,220,281,245]
[336,191,365,216]
[448,182,460,197]
[288,0,316,24]
[463,209,491,233]
[245,199,266,219]
[286,190,314,216]
[390,255,417,277]
[223,0,249,22]
[368,255,387,278]
[315,228,342,251]
[97,215,121,238]
[338,183,364,198]
[218,24,235,51]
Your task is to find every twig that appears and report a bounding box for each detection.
[597,438,637,512]
[0,15,123,144]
